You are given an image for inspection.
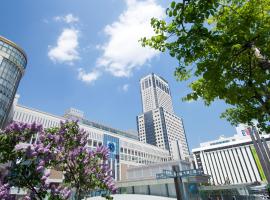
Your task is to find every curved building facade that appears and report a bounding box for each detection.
[0,36,27,128]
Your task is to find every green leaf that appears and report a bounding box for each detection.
[171,1,176,9]
[173,9,178,16]
[141,0,270,133]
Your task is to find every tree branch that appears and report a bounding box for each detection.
[21,173,43,200]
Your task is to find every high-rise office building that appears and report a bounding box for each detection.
[140,73,173,113]
[137,73,190,160]
[0,36,27,128]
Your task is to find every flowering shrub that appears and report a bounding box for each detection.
[0,183,11,199]
[45,121,116,199]
[0,121,116,200]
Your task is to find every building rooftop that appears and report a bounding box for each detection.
[153,73,168,84]
[0,35,27,62]
[81,118,138,140]
[140,73,168,84]
[17,104,138,140]
[192,133,270,153]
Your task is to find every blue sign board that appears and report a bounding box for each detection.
[103,134,119,159]
[156,169,205,180]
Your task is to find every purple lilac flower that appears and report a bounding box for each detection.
[38,160,45,166]
[36,165,44,173]
[0,183,10,199]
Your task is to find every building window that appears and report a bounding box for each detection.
[145,80,149,88]
[88,139,93,146]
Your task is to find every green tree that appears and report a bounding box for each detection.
[141,0,270,131]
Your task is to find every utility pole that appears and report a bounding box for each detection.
[172,165,182,200]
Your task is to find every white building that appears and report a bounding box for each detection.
[192,132,270,185]
[126,160,192,181]
[10,96,171,182]
[140,73,173,113]
[137,73,190,160]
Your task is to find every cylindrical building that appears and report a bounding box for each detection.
[0,36,27,128]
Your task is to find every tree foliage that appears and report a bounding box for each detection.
[141,0,270,131]
[0,122,69,200]
[0,121,116,200]
[45,121,116,200]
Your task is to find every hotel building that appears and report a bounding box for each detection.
[137,73,189,160]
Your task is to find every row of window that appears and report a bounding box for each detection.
[155,78,170,94]
[87,139,169,165]
[0,41,26,68]
[87,139,102,147]
[88,131,103,141]
[120,146,167,161]
[14,111,59,128]
[119,154,168,164]
[20,131,170,166]
[141,77,170,95]
[23,133,169,166]
[0,107,7,125]
[0,59,21,99]
[0,94,10,111]
[0,58,21,86]
[200,146,261,185]
[13,108,172,166]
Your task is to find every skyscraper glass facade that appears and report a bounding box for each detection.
[137,73,190,160]
[0,36,27,128]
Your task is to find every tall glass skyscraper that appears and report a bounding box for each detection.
[0,36,27,128]
[137,73,190,160]
[140,73,174,113]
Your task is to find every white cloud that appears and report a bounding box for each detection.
[49,1,164,85]
[96,0,164,77]
[54,14,79,24]
[48,28,79,64]
[78,68,101,84]
[122,84,129,92]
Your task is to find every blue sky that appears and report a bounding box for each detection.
[0,0,236,149]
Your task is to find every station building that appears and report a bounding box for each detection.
[11,95,171,181]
